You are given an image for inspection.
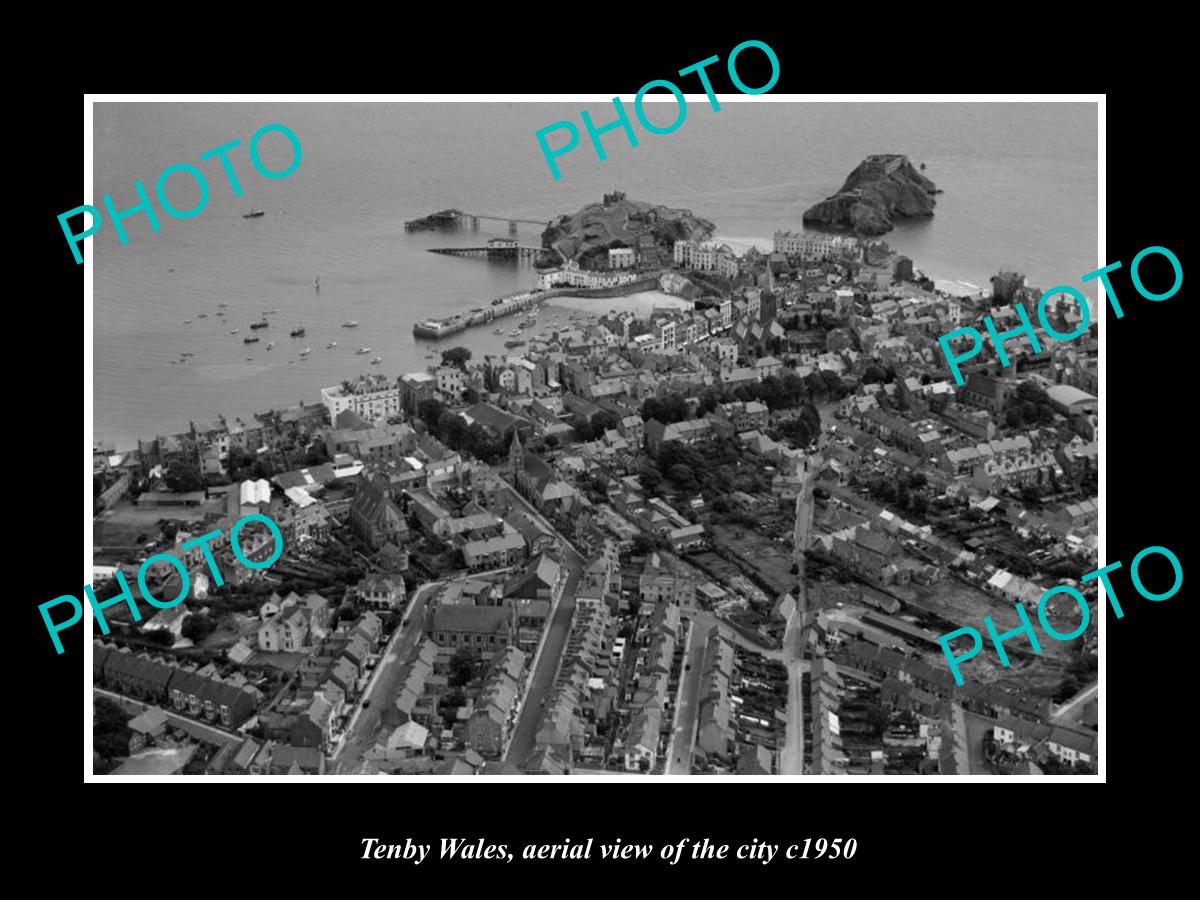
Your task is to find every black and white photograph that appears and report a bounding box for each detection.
[78,96,1107,782]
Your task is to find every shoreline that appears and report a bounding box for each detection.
[545,291,693,318]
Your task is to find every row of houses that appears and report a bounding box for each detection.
[95,643,262,729]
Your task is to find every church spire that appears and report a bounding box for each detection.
[509,429,524,474]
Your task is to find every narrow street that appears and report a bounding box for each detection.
[1051,680,1098,725]
[330,581,441,773]
[665,617,708,775]
[779,462,817,776]
[501,483,584,767]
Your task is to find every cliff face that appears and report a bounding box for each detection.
[541,191,716,268]
[802,155,938,236]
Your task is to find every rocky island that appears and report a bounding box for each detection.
[541,191,715,269]
[802,154,938,236]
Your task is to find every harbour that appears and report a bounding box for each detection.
[413,289,546,339]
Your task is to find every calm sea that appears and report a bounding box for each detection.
[92,101,1097,447]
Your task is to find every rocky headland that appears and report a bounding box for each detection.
[541,191,715,269]
[802,154,938,236]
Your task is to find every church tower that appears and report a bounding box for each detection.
[509,430,525,492]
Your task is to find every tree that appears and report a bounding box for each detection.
[417,399,445,430]
[163,461,204,493]
[862,364,889,385]
[306,442,329,465]
[94,698,133,762]
[182,613,217,643]
[639,464,663,495]
[631,533,656,556]
[668,464,697,490]
[450,649,481,687]
[441,347,472,369]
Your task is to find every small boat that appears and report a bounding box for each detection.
[197,313,207,318]
[314,276,320,290]
[244,336,260,344]
[510,329,520,336]
[183,319,192,324]
[263,309,278,314]
[356,346,371,354]
[290,326,306,337]
[230,328,240,334]
[494,328,504,335]
[244,208,265,218]
[266,342,275,350]
[181,352,194,358]
[245,357,253,361]
[326,341,337,349]
[370,356,382,364]
[219,303,228,307]
[342,320,358,328]
[300,347,312,356]
[250,319,269,329]
[920,161,927,171]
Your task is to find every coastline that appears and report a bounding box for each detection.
[544,291,694,318]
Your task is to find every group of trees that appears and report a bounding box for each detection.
[94,698,133,767]
[163,459,206,492]
[641,371,844,433]
[181,612,218,644]
[861,363,898,385]
[640,436,771,503]
[415,398,506,465]
[868,471,930,516]
[571,411,619,443]
[440,347,472,370]
[1004,381,1058,429]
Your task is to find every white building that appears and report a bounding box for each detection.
[321,374,400,425]
[674,239,739,277]
[537,259,641,291]
[608,247,635,269]
[773,230,859,261]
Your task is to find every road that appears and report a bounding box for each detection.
[778,461,817,777]
[666,617,708,774]
[94,688,241,747]
[501,485,584,767]
[330,581,441,773]
[1051,680,1098,725]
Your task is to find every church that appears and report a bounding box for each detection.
[509,432,580,520]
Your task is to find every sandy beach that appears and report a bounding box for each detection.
[545,291,695,319]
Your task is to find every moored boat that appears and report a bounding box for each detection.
[291,326,306,337]
[244,336,260,343]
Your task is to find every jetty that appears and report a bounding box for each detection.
[413,289,546,339]
[429,237,544,261]
[405,208,549,236]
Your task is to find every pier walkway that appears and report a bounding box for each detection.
[404,208,550,236]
